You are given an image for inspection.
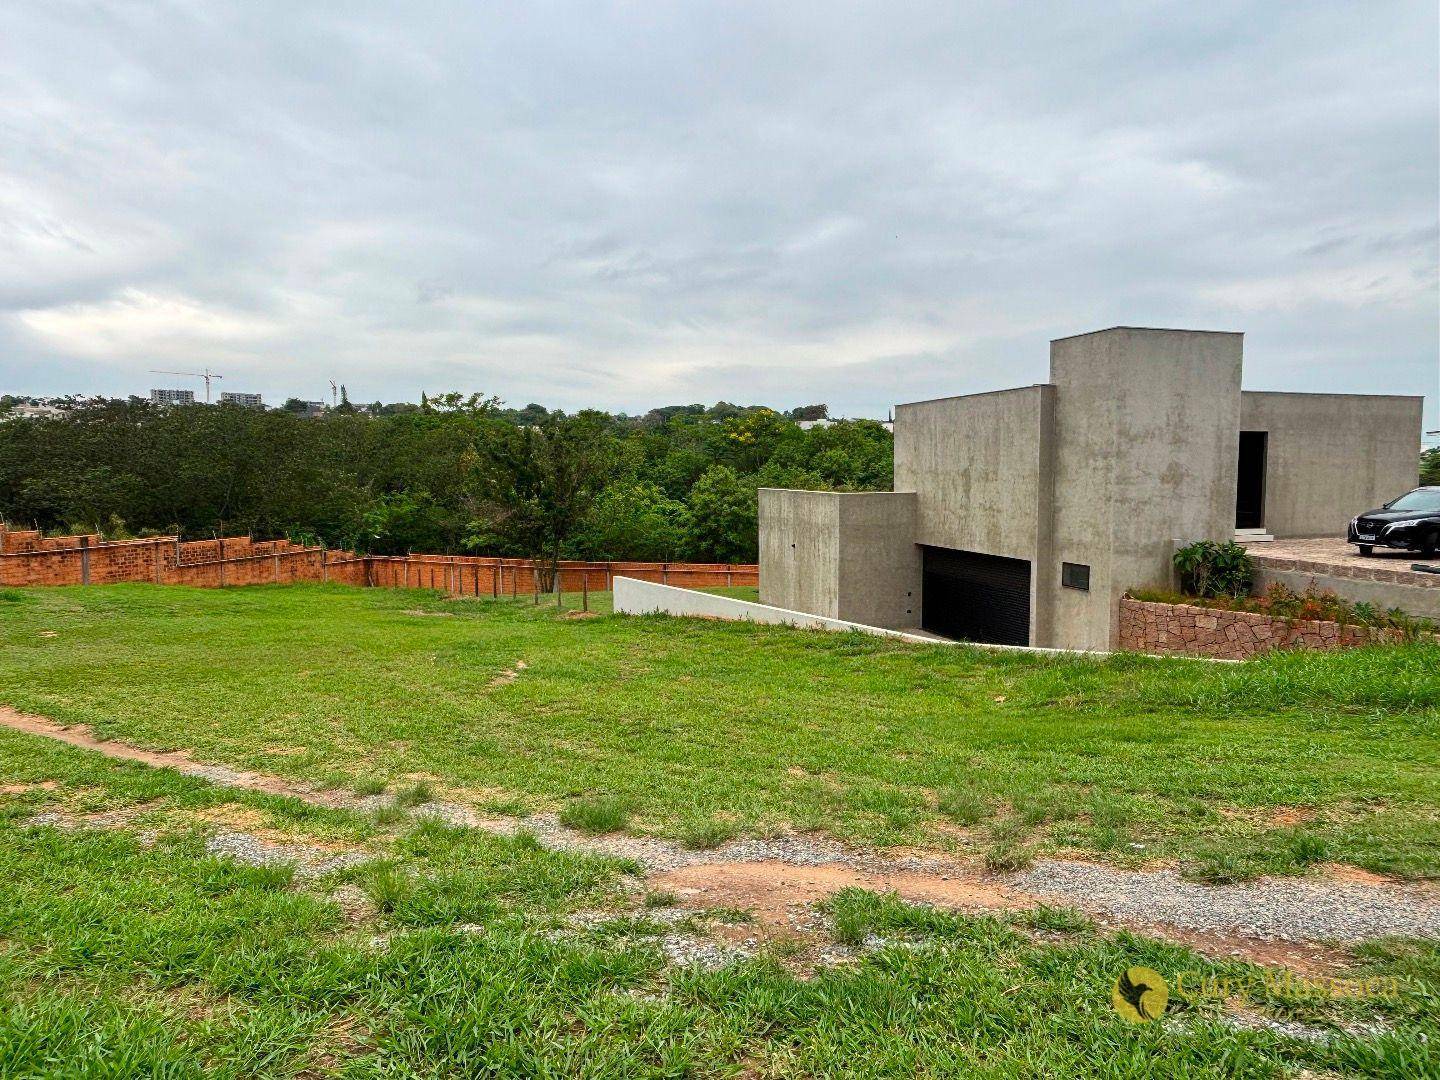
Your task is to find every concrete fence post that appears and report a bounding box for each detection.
[153,543,163,584]
[321,545,328,583]
[273,553,280,583]
[78,535,90,586]
[582,570,589,612]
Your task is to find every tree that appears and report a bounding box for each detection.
[466,413,614,583]
[1422,448,1439,486]
[787,403,829,421]
[683,465,757,563]
[571,480,685,561]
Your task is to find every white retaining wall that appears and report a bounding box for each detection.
[611,576,1108,655]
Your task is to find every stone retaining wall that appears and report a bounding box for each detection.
[1118,597,1423,659]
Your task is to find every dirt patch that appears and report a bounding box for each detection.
[487,660,528,687]
[1101,921,1352,978]
[1319,863,1403,887]
[0,706,349,807]
[403,609,457,618]
[0,781,59,795]
[651,860,1032,930]
[188,805,354,850]
[561,610,600,620]
[28,800,168,831]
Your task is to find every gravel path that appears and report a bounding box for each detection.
[1009,860,1440,942]
[203,830,375,879]
[7,705,1440,949]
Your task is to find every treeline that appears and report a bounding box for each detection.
[0,396,892,565]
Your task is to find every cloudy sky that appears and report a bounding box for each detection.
[2,2,1436,427]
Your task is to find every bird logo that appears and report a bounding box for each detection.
[1112,966,1169,1023]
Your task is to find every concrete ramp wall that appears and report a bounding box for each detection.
[612,576,1103,654]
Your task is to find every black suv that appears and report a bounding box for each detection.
[1349,487,1440,557]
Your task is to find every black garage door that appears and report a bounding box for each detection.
[921,546,1031,646]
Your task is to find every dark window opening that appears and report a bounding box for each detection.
[1236,430,1268,530]
[1061,562,1090,591]
[921,546,1031,646]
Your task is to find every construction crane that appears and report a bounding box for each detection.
[150,368,223,403]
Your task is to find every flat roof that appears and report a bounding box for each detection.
[1050,326,1244,342]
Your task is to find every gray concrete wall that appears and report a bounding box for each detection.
[1049,328,1244,650]
[835,493,921,627]
[893,384,1055,645]
[894,386,1052,561]
[758,489,920,628]
[1240,391,1423,539]
[758,488,840,618]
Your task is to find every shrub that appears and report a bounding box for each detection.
[1173,540,1254,598]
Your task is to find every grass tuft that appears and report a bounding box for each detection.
[984,841,1034,873]
[936,788,990,826]
[1016,905,1093,934]
[1183,849,1254,884]
[1284,831,1330,868]
[360,862,412,913]
[394,781,435,808]
[679,820,736,850]
[558,795,632,835]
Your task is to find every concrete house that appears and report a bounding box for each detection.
[759,327,1422,651]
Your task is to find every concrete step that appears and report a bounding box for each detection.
[1235,528,1275,543]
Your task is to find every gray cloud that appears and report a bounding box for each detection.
[0,1,1435,427]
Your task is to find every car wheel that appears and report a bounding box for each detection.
[1358,545,1374,556]
[1422,534,1439,559]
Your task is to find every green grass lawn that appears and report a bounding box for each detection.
[0,583,1437,880]
[1,732,1435,1077]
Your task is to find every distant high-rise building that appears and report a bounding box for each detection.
[150,388,196,405]
[220,391,263,408]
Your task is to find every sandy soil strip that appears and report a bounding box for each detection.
[0,705,351,806]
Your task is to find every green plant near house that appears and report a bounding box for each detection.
[1172,539,1255,598]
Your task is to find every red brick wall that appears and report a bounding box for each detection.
[0,526,757,596]
[363,555,756,595]
[1117,598,1425,659]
